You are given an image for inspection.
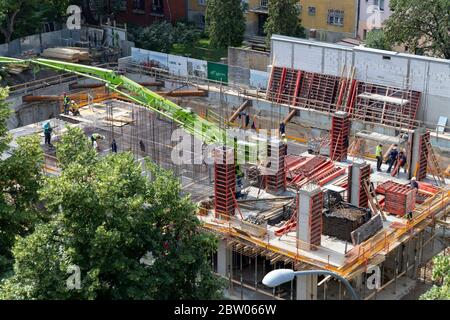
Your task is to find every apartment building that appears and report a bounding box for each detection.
[358,0,392,40]
[246,0,359,42]
[187,0,207,29]
[116,0,188,26]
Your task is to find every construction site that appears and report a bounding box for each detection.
[2,35,449,300]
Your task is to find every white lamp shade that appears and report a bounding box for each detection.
[262,269,295,287]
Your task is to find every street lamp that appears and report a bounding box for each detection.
[262,269,360,300]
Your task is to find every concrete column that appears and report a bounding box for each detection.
[217,239,232,278]
[410,127,426,180]
[296,274,318,300]
[349,160,367,207]
[297,183,322,250]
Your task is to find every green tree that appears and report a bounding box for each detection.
[135,21,176,53]
[0,0,70,42]
[0,128,224,299]
[205,0,245,48]
[364,29,392,51]
[0,86,44,278]
[384,0,450,58]
[420,255,450,300]
[264,0,305,45]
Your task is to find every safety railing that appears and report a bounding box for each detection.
[199,187,449,277]
[342,187,449,277]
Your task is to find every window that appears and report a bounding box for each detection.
[363,29,367,40]
[118,0,127,11]
[198,0,206,5]
[152,0,163,14]
[379,0,385,11]
[260,0,269,8]
[327,10,344,26]
[308,7,316,16]
[133,0,145,11]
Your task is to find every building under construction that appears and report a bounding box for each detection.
[3,36,449,300]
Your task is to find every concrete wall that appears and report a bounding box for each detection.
[270,35,450,127]
[228,47,270,72]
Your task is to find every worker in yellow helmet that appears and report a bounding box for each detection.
[69,100,80,116]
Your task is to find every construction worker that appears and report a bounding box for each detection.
[375,144,383,172]
[279,122,286,136]
[410,176,419,189]
[386,145,398,173]
[63,93,70,115]
[236,171,244,199]
[43,121,53,146]
[91,133,104,150]
[244,113,250,128]
[69,100,80,116]
[111,139,118,153]
[397,151,407,175]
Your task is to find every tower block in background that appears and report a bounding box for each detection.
[347,161,371,208]
[330,111,350,161]
[297,184,324,251]
[214,147,236,219]
[264,139,287,193]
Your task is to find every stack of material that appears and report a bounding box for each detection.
[5,63,29,74]
[376,180,436,205]
[42,47,90,62]
[384,184,416,216]
[323,204,371,242]
[287,155,346,188]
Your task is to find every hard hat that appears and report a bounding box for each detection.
[71,100,75,104]
[282,133,286,137]
[411,177,416,181]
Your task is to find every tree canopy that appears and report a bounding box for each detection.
[364,29,392,51]
[132,21,201,53]
[0,86,44,278]
[384,0,450,58]
[0,0,70,42]
[0,126,224,299]
[205,0,246,48]
[420,255,450,300]
[264,0,305,45]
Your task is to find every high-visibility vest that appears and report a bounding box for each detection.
[375,146,382,157]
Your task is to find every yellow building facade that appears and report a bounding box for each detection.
[188,0,359,42]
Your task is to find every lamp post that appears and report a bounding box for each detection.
[262,269,360,300]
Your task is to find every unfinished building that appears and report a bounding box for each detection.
[2,35,449,300]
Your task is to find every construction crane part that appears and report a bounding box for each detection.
[0,57,258,155]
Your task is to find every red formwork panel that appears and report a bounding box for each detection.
[214,147,236,218]
[330,112,350,162]
[384,184,416,216]
[416,131,430,181]
[309,191,324,250]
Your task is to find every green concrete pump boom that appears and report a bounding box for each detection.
[0,56,258,156]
